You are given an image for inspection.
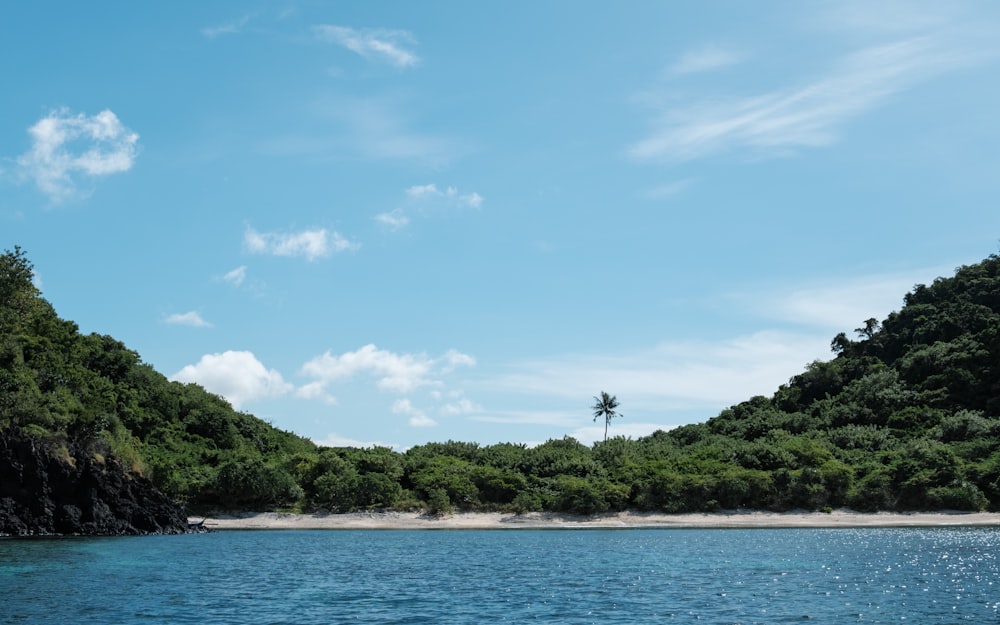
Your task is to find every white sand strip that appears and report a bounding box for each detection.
[191,509,1000,530]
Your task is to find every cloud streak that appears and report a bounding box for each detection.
[630,36,983,164]
[17,108,139,202]
[485,330,829,417]
[471,264,954,440]
[222,265,247,286]
[244,226,359,261]
[165,311,212,328]
[314,25,419,68]
[405,183,483,208]
[750,270,939,331]
[202,14,251,38]
[376,184,483,229]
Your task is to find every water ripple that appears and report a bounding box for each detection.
[2,527,999,624]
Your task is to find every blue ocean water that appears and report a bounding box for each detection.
[1,527,999,624]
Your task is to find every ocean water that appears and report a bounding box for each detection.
[2,527,999,624]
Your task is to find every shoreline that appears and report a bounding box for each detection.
[192,509,1000,531]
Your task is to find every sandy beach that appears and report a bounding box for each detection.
[192,509,1000,531]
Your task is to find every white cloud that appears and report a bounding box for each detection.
[301,344,432,394]
[295,381,337,404]
[17,108,139,202]
[223,265,247,286]
[300,344,476,395]
[460,191,484,209]
[244,226,359,261]
[314,25,419,68]
[630,36,984,164]
[375,209,409,230]
[441,398,481,416]
[405,183,483,208]
[202,14,251,38]
[669,45,743,75]
[165,311,212,328]
[392,399,437,427]
[385,184,483,229]
[171,350,293,409]
[442,349,476,372]
[405,183,439,198]
[408,414,437,428]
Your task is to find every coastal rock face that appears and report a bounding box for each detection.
[0,430,189,536]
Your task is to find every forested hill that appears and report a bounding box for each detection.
[1,247,315,531]
[684,253,1000,512]
[3,246,1000,522]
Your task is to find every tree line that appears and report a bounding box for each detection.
[3,246,1000,515]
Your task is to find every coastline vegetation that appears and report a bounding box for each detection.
[3,246,1000,516]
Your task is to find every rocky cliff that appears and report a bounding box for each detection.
[0,430,190,536]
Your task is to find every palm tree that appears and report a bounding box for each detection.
[591,391,622,442]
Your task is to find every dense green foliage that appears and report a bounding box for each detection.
[4,247,1000,514]
[0,247,314,511]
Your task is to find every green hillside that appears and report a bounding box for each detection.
[3,246,1000,515]
[0,247,314,512]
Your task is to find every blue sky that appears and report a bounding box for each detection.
[3,1,1000,449]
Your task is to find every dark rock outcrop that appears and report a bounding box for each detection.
[0,430,190,536]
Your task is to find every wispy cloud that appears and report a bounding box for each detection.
[470,410,578,427]
[814,0,958,35]
[202,14,252,38]
[244,226,359,261]
[165,311,212,328]
[374,209,409,230]
[377,183,483,229]
[668,45,743,75]
[222,265,247,286]
[295,381,337,405]
[405,183,483,208]
[473,264,955,438]
[442,349,477,371]
[485,330,829,417]
[171,350,293,409]
[392,398,437,427]
[630,35,987,164]
[314,25,419,68]
[742,265,950,331]
[17,108,139,202]
[440,397,481,416]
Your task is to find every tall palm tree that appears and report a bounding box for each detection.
[592,391,622,442]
